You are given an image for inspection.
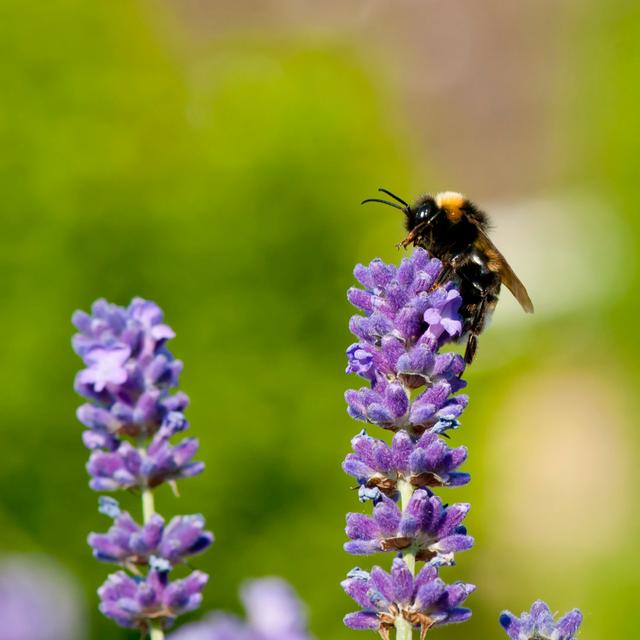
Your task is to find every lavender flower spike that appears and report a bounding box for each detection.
[73,298,212,639]
[500,600,583,640]
[342,249,473,640]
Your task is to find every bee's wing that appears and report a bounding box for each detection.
[476,230,534,313]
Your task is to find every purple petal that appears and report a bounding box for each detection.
[390,558,414,604]
[556,609,583,637]
[344,611,380,630]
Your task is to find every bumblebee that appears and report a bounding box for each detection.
[362,188,534,363]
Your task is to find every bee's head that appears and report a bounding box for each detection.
[361,188,446,235]
[407,196,440,231]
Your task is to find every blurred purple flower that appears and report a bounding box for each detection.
[0,555,86,640]
[169,578,312,640]
[342,558,474,640]
[500,600,583,640]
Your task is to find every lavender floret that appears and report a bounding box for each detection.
[98,569,208,629]
[342,558,475,640]
[89,499,213,567]
[500,600,583,640]
[344,491,473,563]
[345,377,467,435]
[343,430,469,502]
[86,434,204,491]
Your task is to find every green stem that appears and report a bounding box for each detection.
[395,478,416,639]
[142,487,156,523]
[395,616,414,640]
[141,485,164,640]
[149,621,164,640]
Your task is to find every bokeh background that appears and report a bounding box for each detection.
[1,0,639,638]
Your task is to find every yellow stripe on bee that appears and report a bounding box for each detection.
[435,191,466,222]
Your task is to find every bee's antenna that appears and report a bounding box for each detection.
[377,188,409,207]
[361,198,406,211]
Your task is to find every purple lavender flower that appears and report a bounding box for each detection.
[342,249,474,637]
[343,429,469,502]
[500,600,583,640]
[342,248,585,639]
[73,298,212,635]
[342,558,475,640]
[345,490,473,563]
[98,569,208,630]
[168,578,313,640]
[89,498,213,568]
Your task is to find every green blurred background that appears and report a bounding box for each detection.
[1,0,639,638]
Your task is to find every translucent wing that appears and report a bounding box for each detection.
[475,230,534,313]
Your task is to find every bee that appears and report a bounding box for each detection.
[362,188,534,363]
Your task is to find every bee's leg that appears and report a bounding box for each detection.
[396,230,417,250]
[433,253,467,289]
[433,265,454,288]
[464,334,479,364]
[464,293,498,364]
[464,296,488,364]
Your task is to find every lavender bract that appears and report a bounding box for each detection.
[499,600,583,640]
[342,249,474,639]
[73,298,212,637]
